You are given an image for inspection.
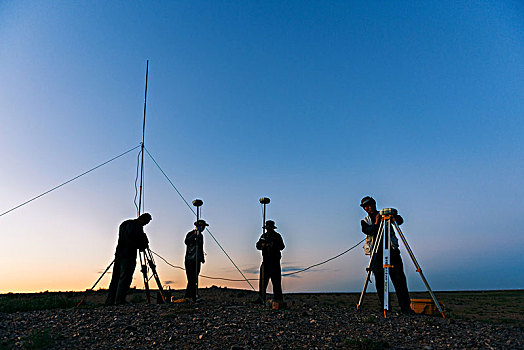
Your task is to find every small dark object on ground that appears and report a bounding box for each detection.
[271,300,287,310]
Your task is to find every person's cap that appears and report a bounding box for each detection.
[194,219,209,227]
[138,213,152,221]
[360,196,376,207]
[265,220,277,229]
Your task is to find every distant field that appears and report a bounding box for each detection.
[1,289,522,327]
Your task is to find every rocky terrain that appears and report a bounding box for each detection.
[1,288,522,349]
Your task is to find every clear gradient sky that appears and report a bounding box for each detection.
[1,1,523,294]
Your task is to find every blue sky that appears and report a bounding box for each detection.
[1,1,523,293]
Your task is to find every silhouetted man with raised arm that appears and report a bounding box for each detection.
[255,220,285,303]
[105,213,151,306]
[360,196,414,314]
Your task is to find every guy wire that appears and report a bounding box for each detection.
[151,250,256,282]
[151,237,365,282]
[0,144,141,218]
[281,238,365,277]
[144,146,258,292]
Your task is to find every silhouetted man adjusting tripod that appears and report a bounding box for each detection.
[105,213,151,306]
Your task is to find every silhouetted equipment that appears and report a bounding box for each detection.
[357,208,445,318]
[76,259,115,307]
[259,197,270,205]
[139,248,166,304]
[136,60,165,304]
[256,196,273,305]
[259,197,270,232]
[259,197,269,292]
[193,198,204,300]
[137,59,148,216]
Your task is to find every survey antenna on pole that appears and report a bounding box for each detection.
[356,208,445,318]
[192,199,204,300]
[138,60,148,216]
[257,197,270,303]
[259,197,270,235]
[135,60,165,304]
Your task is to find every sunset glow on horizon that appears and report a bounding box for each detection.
[1,1,523,294]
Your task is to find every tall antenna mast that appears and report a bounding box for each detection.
[138,60,149,216]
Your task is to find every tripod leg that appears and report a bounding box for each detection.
[77,259,115,307]
[357,220,384,309]
[139,250,151,304]
[392,221,445,318]
[145,249,165,303]
[383,218,391,317]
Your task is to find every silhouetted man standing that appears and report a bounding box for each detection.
[184,219,207,301]
[105,213,151,306]
[255,220,285,303]
[360,196,413,314]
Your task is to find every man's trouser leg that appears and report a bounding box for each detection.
[268,261,283,301]
[115,258,136,305]
[259,262,271,301]
[105,258,121,305]
[390,250,412,312]
[184,260,195,299]
[195,262,201,299]
[372,254,385,310]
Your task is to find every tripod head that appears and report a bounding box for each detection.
[380,208,398,216]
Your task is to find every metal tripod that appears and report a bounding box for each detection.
[139,248,166,304]
[357,208,445,318]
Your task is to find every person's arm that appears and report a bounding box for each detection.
[129,221,148,251]
[199,234,205,263]
[137,231,149,251]
[256,235,264,250]
[361,220,375,236]
[276,234,285,251]
[185,230,196,245]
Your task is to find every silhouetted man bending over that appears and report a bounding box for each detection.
[105,213,151,306]
[255,220,285,303]
[360,196,413,314]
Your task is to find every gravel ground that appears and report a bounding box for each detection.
[1,288,522,349]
